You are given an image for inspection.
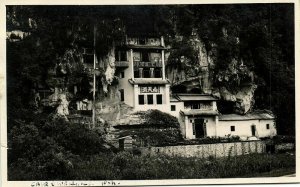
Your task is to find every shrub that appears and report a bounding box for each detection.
[8,116,109,180]
[118,110,183,146]
[143,110,180,128]
[272,135,295,144]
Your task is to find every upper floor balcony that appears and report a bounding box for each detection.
[126,37,164,47]
[172,94,218,112]
[183,102,214,111]
[115,61,129,68]
[133,61,162,68]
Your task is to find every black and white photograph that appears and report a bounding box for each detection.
[1,1,298,186]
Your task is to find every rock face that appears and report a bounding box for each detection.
[56,94,69,116]
[166,36,256,114]
[212,84,257,114]
[167,38,215,94]
[47,88,70,116]
[100,48,116,93]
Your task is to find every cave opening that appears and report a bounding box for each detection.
[217,100,236,114]
[171,85,187,94]
[190,88,202,94]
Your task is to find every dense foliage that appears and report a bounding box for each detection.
[8,112,111,180]
[119,110,183,146]
[142,109,181,128]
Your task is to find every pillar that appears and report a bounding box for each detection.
[162,50,165,80]
[130,49,134,80]
[184,115,189,139]
[134,85,139,109]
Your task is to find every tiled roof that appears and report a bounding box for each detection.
[170,97,180,102]
[128,78,170,85]
[180,110,218,116]
[219,111,275,121]
[174,94,218,101]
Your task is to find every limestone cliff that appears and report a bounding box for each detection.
[166,36,256,114]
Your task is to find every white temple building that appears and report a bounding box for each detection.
[113,35,276,140]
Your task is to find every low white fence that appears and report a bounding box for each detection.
[140,141,266,158]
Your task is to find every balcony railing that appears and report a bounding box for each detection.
[134,61,162,67]
[183,104,213,111]
[127,37,162,46]
[115,61,129,67]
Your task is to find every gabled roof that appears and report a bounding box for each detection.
[219,111,275,121]
[180,110,218,116]
[128,78,170,85]
[170,97,180,102]
[173,93,218,101]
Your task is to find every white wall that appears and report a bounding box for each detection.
[117,51,134,107]
[168,101,184,118]
[185,116,217,139]
[255,119,277,137]
[217,119,276,138]
[178,114,187,138]
[133,84,170,113]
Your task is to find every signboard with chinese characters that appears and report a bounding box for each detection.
[140,85,160,93]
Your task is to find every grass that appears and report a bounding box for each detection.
[9,150,295,180]
[238,167,295,178]
[69,152,295,180]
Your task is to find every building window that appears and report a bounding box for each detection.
[191,103,200,109]
[143,68,150,78]
[266,124,270,129]
[115,50,127,61]
[192,123,195,135]
[154,68,162,78]
[134,67,140,78]
[138,95,144,105]
[133,52,141,61]
[139,38,146,45]
[190,119,193,123]
[171,105,176,111]
[147,95,154,105]
[156,94,162,105]
[141,51,149,62]
[231,126,235,132]
[119,71,125,78]
[120,51,127,61]
[120,89,124,102]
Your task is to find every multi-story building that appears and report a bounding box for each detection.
[115,36,170,113]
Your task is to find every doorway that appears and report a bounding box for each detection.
[119,139,124,151]
[251,125,256,136]
[194,118,205,138]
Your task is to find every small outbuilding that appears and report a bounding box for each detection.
[218,111,276,138]
[169,93,276,139]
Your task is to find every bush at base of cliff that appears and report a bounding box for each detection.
[119,110,183,146]
[140,109,181,128]
[8,115,110,180]
[135,128,183,147]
